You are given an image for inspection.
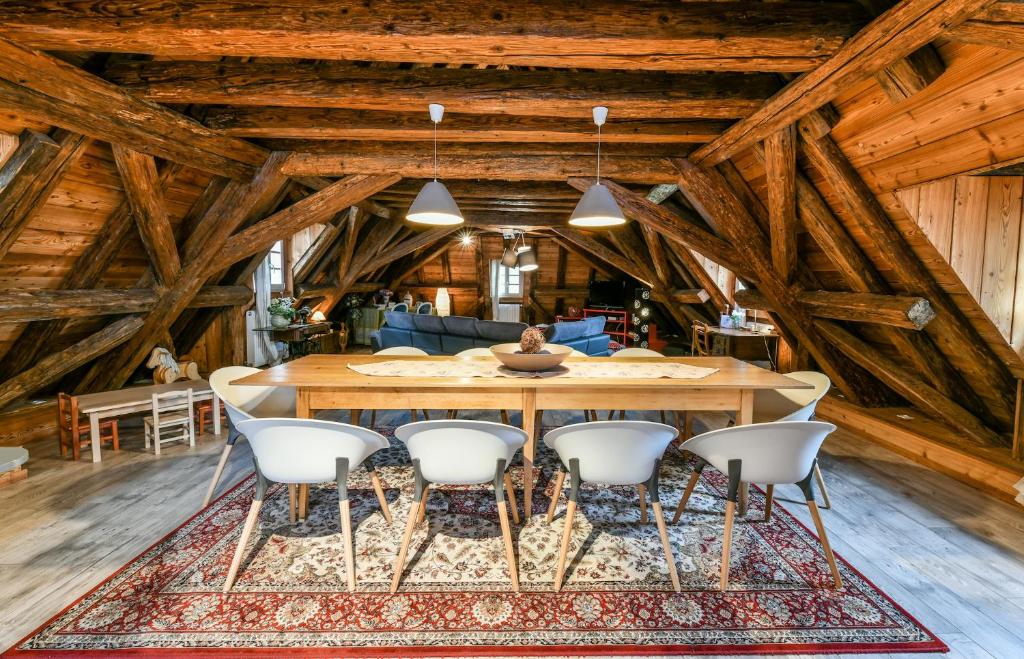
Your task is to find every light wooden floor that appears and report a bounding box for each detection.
[1,409,1022,658]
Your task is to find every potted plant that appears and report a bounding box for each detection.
[268,297,297,328]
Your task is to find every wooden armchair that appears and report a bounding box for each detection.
[57,393,119,461]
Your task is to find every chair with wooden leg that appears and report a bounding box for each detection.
[224,418,391,593]
[368,347,432,428]
[390,420,526,593]
[672,420,843,591]
[144,389,196,455]
[544,420,681,592]
[57,392,119,461]
[205,367,296,508]
[752,371,834,508]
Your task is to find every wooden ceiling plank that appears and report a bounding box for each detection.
[0,1,867,71]
[0,38,266,179]
[112,146,181,287]
[947,1,1024,49]
[106,61,776,120]
[691,0,996,166]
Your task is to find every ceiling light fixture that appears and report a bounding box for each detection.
[517,248,539,271]
[406,104,464,226]
[569,106,627,228]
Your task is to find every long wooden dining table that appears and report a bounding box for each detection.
[233,354,811,519]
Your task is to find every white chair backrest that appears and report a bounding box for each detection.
[209,366,295,427]
[754,371,831,422]
[611,347,664,358]
[375,346,429,356]
[236,418,389,484]
[569,349,588,357]
[544,421,678,485]
[394,420,527,485]
[456,347,494,358]
[152,388,194,423]
[682,420,836,484]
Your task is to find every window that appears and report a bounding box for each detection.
[268,240,284,291]
[499,263,520,296]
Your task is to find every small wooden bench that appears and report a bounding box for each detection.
[0,447,28,486]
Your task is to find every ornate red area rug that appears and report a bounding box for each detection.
[7,432,945,656]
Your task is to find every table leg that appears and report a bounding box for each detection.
[737,388,754,515]
[90,413,102,463]
[521,390,537,522]
[212,392,222,436]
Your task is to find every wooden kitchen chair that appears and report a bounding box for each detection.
[57,392,119,461]
[144,389,195,455]
[691,321,713,357]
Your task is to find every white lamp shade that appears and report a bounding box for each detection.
[500,247,519,268]
[569,182,626,227]
[435,287,451,316]
[517,249,539,271]
[407,180,464,225]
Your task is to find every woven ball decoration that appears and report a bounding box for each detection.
[519,326,547,354]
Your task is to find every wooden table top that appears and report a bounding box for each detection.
[75,379,212,414]
[233,354,811,390]
[710,326,780,338]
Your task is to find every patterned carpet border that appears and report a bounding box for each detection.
[4,430,947,658]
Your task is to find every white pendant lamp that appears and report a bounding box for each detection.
[517,248,539,271]
[569,106,627,228]
[407,104,464,226]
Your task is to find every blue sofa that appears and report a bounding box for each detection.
[370,312,611,356]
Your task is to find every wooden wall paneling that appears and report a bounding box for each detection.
[950,176,991,298]
[915,178,957,258]
[980,177,1023,338]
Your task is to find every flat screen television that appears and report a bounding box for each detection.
[587,279,629,308]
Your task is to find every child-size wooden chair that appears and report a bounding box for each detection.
[144,389,195,455]
[195,399,225,435]
[57,392,119,461]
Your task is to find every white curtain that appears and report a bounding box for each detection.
[491,260,520,322]
[252,259,281,366]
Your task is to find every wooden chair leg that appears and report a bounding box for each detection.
[417,484,430,523]
[764,484,775,522]
[369,470,393,524]
[409,409,417,422]
[111,422,120,450]
[203,442,234,508]
[288,484,297,524]
[719,500,735,591]
[350,409,362,426]
[553,499,577,591]
[223,498,263,593]
[298,484,309,520]
[546,470,565,523]
[807,500,843,589]
[369,410,377,428]
[672,470,702,523]
[500,409,510,425]
[339,498,356,592]
[683,411,694,439]
[391,490,426,594]
[672,411,684,435]
[652,501,681,592]
[422,410,431,420]
[503,472,520,525]
[496,498,520,592]
[638,484,648,523]
[659,410,667,424]
[814,463,832,509]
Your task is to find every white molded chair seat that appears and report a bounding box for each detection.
[203,366,297,508]
[752,371,833,509]
[369,347,432,427]
[224,418,392,593]
[390,420,527,592]
[673,420,842,591]
[544,421,681,591]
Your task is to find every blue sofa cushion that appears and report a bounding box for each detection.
[586,333,612,356]
[377,327,412,350]
[384,311,417,330]
[442,315,479,338]
[558,337,590,353]
[476,319,528,342]
[584,316,607,336]
[546,319,589,343]
[441,334,477,354]
[409,331,443,354]
[412,314,446,334]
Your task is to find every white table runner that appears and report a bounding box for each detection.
[348,360,718,379]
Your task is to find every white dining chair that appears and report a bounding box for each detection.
[144,389,195,455]
[752,371,833,508]
[204,366,296,507]
[607,348,676,427]
[224,418,391,593]
[447,348,512,423]
[390,420,526,593]
[544,420,681,592]
[369,347,432,427]
[673,420,842,591]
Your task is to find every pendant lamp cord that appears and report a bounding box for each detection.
[433,119,438,181]
[596,121,602,183]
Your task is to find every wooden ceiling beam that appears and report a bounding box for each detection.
[764,126,798,282]
[262,140,692,158]
[383,180,584,200]
[360,228,462,276]
[0,1,867,71]
[691,0,995,166]
[283,152,677,182]
[733,289,935,330]
[946,1,1024,49]
[106,61,776,120]
[206,108,729,144]
[551,228,656,287]
[0,38,267,179]
[0,287,252,324]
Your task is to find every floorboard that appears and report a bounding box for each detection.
[0,408,1022,657]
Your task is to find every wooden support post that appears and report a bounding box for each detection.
[764,125,798,282]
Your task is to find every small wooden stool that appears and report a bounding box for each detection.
[0,447,28,486]
[196,399,225,435]
[57,393,119,460]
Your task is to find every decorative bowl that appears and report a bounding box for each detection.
[489,343,573,371]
